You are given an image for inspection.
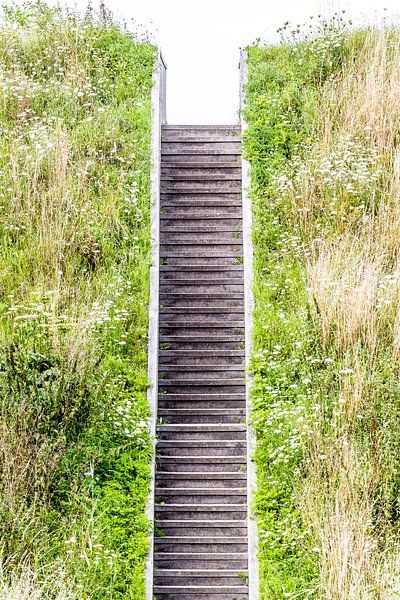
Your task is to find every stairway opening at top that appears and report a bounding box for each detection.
[146,44,259,600]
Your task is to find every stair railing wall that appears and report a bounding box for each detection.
[145,49,166,600]
[240,47,260,600]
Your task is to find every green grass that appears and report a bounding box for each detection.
[245,16,400,599]
[244,25,340,597]
[0,2,155,597]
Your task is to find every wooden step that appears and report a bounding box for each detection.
[156,456,246,471]
[161,155,241,167]
[160,265,244,272]
[154,536,248,551]
[160,232,242,243]
[155,592,248,600]
[162,142,241,155]
[159,344,244,354]
[161,181,242,193]
[157,398,245,410]
[160,226,242,235]
[157,425,246,442]
[161,206,242,219]
[155,440,246,457]
[162,132,241,143]
[159,283,244,294]
[160,218,243,228]
[154,569,248,586]
[161,257,244,267]
[160,197,241,208]
[156,474,247,491]
[155,593,248,600]
[161,170,241,180]
[160,276,244,284]
[159,382,246,393]
[154,552,248,570]
[160,247,243,258]
[155,504,247,519]
[159,312,244,320]
[158,366,245,374]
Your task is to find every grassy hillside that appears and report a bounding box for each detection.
[0,2,155,598]
[245,16,400,599]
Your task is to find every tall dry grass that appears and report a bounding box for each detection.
[307,239,382,353]
[0,565,75,600]
[321,30,400,156]
[298,28,400,598]
[301,436,377,600]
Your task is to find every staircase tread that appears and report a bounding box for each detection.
[153,586,248,590]
[161,175,242,180]
[157,462,246,466]
[158,379,246,384]
[154,535,246,544]
[159,293,244,298]
[154,552,247,556]
[154,568,248,572]
[160,229,242,234]
[155,520,247,524]
[159,366,245,370]
[156,472,247,478]
[162,124,240,128]
[155,488,247,492]
[158,409,244,413]
[156,440,246,445]
[160,214,242,223]
[160,319,244,329]
[159,349,244,354]
[155,504,247,508]
[159,265,243,270]
[157,424,246,430]
[158,393,245,397]
[160,240,242,245]
[160,281,244,285]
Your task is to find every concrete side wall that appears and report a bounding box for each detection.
[159,53,167,124]
[145,49,166,600]
[240,47,260,600]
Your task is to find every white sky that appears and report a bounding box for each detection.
[77,0,399,124]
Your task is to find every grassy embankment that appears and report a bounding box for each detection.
[0,3,155,598]
[245,16,400,599]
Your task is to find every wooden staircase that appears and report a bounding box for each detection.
[153,125,248,599]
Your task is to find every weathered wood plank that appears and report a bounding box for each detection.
[162,142,241,155]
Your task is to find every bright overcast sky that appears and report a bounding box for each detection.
[71,0,399,124]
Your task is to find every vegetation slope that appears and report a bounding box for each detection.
[245,15,400,600]
[0,2,155,598]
